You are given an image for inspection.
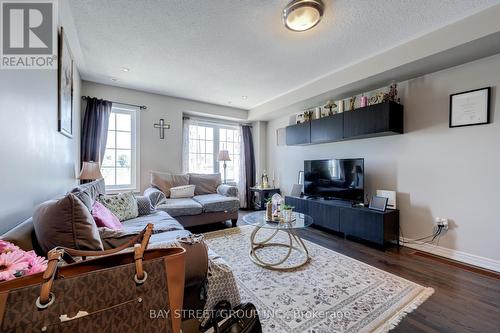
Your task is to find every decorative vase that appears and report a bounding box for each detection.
[262,171,269,188]
[337,100,344,113]
[266,202,272,221]
[284,209,293,222]
[271,194,284,219]
[360,95,368,107]
[314,107,321,119]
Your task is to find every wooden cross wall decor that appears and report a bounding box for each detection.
[153,119,170,139]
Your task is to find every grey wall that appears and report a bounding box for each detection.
[0,2,82,234]
[266,54,499,263]
[0,64,81,234]
[81,82,248,192]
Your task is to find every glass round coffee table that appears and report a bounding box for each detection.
[242,211,313,270]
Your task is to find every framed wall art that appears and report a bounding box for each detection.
[449,87,490,128]
[58,27,74,138]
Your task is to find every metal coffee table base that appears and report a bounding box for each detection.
[249,225,310,270]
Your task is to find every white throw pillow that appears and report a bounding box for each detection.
[169,185,196,199]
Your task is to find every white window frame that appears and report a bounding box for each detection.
[186,121,240,182]
[102,104,140,193]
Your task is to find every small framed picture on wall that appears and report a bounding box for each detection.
[449,87,490,128]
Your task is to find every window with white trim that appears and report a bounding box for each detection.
[187,122,241,182]
[101,105,139,191]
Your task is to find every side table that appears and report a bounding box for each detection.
[249,187,281,210]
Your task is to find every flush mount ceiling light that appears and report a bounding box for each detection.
[121,67,130,72]
[283,0,324,32]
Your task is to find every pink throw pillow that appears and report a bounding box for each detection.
[91,201,122,230]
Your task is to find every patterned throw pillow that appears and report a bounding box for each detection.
[97,192,138,221]
[136,195,155,216]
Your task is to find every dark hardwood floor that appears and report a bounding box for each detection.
[188,211,500,333]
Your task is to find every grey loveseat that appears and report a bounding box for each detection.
[145,172,240,228]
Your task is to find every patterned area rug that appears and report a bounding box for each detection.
[203,226,434,333]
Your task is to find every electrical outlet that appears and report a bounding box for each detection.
[435,217,449,230]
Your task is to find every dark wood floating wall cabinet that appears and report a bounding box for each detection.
[286,101,404,145]
[285,196,400,249]
[285,121,311,145]
[311,112,343,143]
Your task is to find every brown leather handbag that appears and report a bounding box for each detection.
[0,224,186,333]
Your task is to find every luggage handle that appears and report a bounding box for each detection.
[210,300,232,333]
[37,224,154,308]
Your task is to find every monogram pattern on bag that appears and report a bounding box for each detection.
[2,258,172,333]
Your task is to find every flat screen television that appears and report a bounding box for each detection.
[304,159,364,202]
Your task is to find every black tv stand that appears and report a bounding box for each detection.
[285,196,399,249]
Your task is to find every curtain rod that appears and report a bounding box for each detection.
[183,115,252,127]
[81,96,147,110]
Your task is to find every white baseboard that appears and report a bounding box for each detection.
[400,237,500,273]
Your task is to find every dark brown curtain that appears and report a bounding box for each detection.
[241,125,255,209]
[81,98,112,164]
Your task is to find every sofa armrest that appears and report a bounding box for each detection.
[1,218,36,252]
[217,184,238,197]
[144,187,166,207]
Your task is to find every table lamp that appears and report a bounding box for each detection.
[79,161,103,182]
[217,150,231,184]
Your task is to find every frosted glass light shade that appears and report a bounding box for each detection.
[283,0,324,32]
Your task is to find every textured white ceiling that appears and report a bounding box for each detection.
[69,0,500,110]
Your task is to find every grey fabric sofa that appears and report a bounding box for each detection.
[0,180,209,311]
[145,173,240,228]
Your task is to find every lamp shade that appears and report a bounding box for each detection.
[79,161,103,180]
[217,150,231,161]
